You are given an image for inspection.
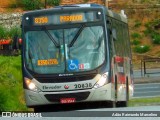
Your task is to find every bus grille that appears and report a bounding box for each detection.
[34,75,96,83]
[44,92,90,102]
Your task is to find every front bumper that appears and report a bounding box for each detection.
[25,83,112,107]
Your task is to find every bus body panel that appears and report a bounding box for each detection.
[21,4,133,108]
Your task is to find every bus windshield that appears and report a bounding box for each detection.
[25,26,105,74]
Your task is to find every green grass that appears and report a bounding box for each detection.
[128,97,160,107]
[0,55,28,111]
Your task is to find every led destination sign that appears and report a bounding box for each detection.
[34,17,48,24]
[34,15,83,25]
[60,15,83,22]
[32,11,102,25]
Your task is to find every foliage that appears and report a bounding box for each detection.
[131,39,141,45]
[0,26,7,39]
[144,19,160,44]
[152,33,160,44]
[0,56,28,111]
[8,27,22,39]
[133,45,150,53]
[83,0,89,3]
[145,19,160,33]
[132,0,159,3]
[131,33,141,39]
[22,0,42,10]
[134,20,142,28]
[47,0,61,6]
[9,3,18,8]
[9,0,23,8]
[0,26,21,39]
[143,29,151,36]
[140,0,151,3]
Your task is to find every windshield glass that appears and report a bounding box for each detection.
[25,26,105,74]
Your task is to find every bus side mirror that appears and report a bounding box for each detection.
[18,38,22,45]
[17,38,22,50]
[12,35,22,50]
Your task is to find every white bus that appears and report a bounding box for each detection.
[21,4,134,111]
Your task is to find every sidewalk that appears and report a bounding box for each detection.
[133,69,160,84]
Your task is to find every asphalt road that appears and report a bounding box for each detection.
[1,106,160,119]
[133,69,160,78]
[134,83,160,98]
[133,69,160,98]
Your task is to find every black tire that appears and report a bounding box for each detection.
[107,101,116,108]
[33,106,42,113]
[116,101,128,107]
[33,106,49,112]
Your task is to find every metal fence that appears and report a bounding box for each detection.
[141,56,160,76]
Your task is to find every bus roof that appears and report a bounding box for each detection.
[57,4,128,23]
[23,4,127,23]
[106,9,128,23]
[55,4,104,8]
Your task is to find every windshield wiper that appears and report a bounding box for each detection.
[42,27,60,48]
[69,24,86,47]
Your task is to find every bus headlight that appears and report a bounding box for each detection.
[25,78,38,92]
[94,72,108,89]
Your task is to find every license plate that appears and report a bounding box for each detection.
[60,98,76,104]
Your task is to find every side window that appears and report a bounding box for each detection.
[106,17,115,57]
[112,28,117,41]
[111,20,125,57]
[113,20,121,56]
[124,24,131,57]
[111,19,119,56]
[122,23,128,57]
[120,23,125,57]
[109,18,131,58]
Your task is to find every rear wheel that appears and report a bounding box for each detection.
[107,101,116,108]
[116,101,127,107]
